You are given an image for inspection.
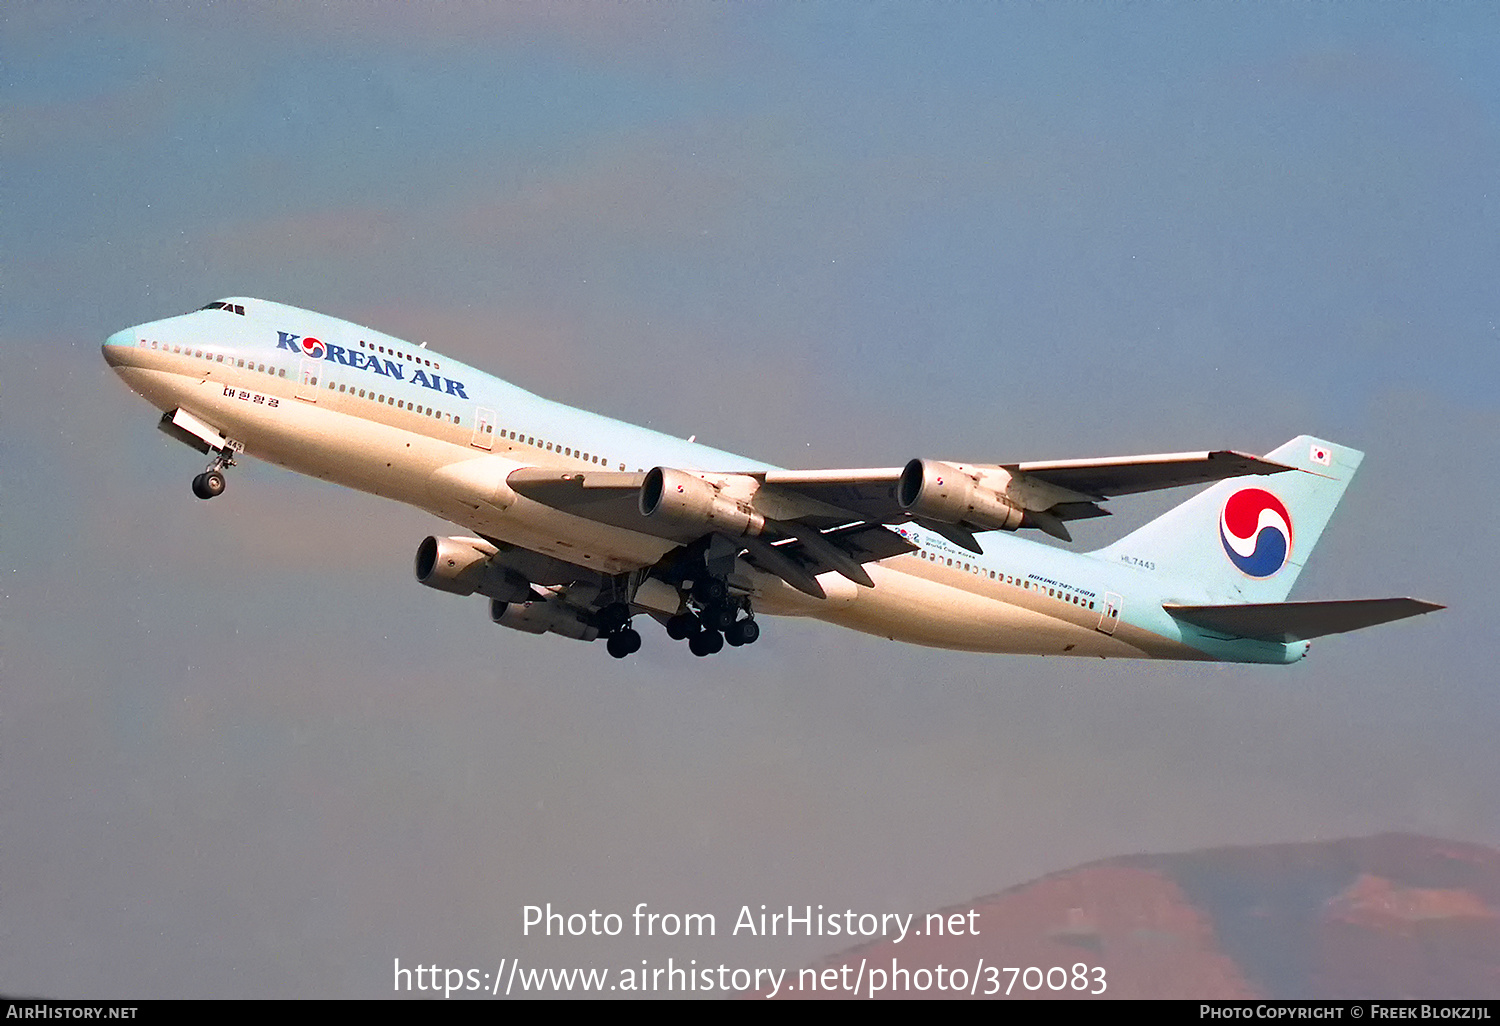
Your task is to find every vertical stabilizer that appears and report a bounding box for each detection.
[1092,436,1362,603]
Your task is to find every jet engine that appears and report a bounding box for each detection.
[638,467,766,537]
[897,459,1026,532]
[414,535,533,603]
[489,597,598,641]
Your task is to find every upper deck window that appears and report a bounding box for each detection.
[199,301,245,315]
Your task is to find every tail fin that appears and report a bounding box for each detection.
[1091,435,1361,603]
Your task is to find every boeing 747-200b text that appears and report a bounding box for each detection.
[103,298,1440,663]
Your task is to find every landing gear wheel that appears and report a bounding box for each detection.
[688,630,724,657]
[606,626,642,659]
[706,604,737,631]
[192,469,226,500]
[665,613,700,641]
[694,578,728,606]
[725,619,760,647]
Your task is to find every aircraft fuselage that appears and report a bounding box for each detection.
[104,298,1408,665]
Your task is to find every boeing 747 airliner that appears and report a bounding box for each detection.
[102,298,1440,662]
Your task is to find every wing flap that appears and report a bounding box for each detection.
[1164,598,1444,642]
[740,536,827,598]
[824,521,918,563]
[742,522,916,594]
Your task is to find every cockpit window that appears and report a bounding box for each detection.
[199,301,245,315]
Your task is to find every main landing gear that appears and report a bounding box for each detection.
[597,602,643,660]
[191,449,235,500]
[665,579,760,658]
[597,579,762,660]
[605,628,642,659]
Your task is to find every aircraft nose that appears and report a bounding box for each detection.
[101,327,137,368]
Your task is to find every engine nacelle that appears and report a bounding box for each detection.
[489,598,598,641]
[639,467,766,537]
[897,459,1025,532]
[415,536,532,603]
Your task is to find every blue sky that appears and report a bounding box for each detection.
[4,2,1498,998]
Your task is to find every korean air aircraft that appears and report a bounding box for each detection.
[102,298,1440,662]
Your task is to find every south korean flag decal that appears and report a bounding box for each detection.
[1310,444,1331,466]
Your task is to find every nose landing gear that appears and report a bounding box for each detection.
[191,450,236,500]
[191,469,225,500]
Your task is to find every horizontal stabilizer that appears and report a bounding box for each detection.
[1164,598,1443,642]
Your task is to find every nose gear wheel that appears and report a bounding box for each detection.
[191,449,236,500]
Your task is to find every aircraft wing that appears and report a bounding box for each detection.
[1164,598,1445,643]
[506,466,911,539]
[509,450,1291,532]
[506,468,651,533]
[1004,449,1296,497]
[507,467,915,598]
[506,447,1298,595]
[754,468,905,524]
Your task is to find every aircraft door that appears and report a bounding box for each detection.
[471,407,497,450]
[296,358,320,402]
[1097,592,1122,635]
